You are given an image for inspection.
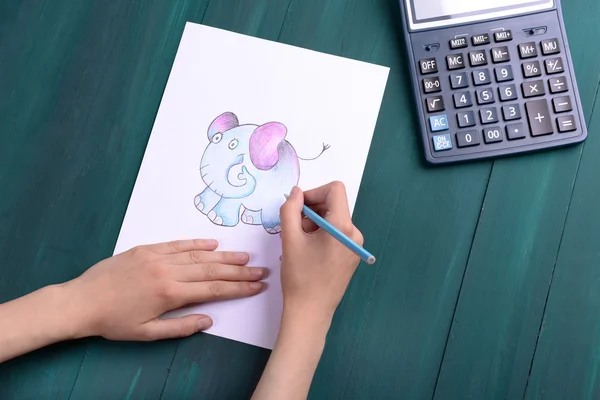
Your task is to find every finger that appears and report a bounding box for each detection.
[352,226,365,247]
[304,181,351,228]
[181,281,265,304]
[280,186,305,240]
[301,203,328,233]
[302,217,319,233]
[166,250,250,265]
[149,239,219,254]
[175,263,267,282]
[139,315,213,341]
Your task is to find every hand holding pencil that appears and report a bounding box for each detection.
[279,182,367,318]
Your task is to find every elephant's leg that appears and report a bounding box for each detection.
[194,188,221,215]
[241,209,262,226]
[261,202,284,234]
[208,198,242,227]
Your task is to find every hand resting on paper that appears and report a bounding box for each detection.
[253,181,364,400]
[0,180,364,400]
[0,239,266,363]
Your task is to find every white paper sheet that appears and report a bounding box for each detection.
[114,22,389,349]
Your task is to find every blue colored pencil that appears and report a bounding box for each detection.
[285,195,376,264]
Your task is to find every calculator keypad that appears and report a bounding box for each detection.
[412,11,584,162]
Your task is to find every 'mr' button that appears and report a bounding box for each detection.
[429,114,449,132]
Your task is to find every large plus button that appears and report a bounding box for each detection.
[526,99,554,136]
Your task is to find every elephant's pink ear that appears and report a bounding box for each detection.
[208,112,239,140]
[249,122,287,171]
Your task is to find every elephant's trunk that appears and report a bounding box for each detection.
[223,156,257,198]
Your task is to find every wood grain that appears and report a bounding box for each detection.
[1,0,599,399]
[524,5,600,397]
[433,1,600,398]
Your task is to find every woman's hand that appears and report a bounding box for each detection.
[253,182,364,400]
[279,182,363,320]
[67,239,266,341]
[0,239,266,363]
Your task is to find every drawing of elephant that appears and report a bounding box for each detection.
[194,112,329,234]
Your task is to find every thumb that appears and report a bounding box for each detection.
[280,186,304,237]
[140,315,213,341]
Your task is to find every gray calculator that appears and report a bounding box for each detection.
[399,0,587,164]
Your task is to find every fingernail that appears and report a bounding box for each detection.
[204,239,218,247]
[290,186,300,196]
[198,317,213,331]
[235,252,250,262]
[251,267,266,277]
[249,282,264,290]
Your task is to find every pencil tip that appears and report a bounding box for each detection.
[284,193,290,199]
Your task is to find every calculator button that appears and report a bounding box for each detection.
[499,84,518,101]
[429,114,449,132]
[491,46,510,63]
[502,104,522,121]
[553,96,573,113]
[446,54,465,70]
[541,38,560,55]
[522,80,545,98]
[495,66,514,82]
[506,123,527,140]
[469,51,488,67]
[423,77,442,93]
[450,72,469,89]
[457,111,476,128]
[549,77,568,93]
[450,37,468,49]
[472,34,490,46]
[432,134,453,151]
[456,130,480,147]
[453,91,473,108]
[557,116,576,132]
[526,99,554,136]
[480,108,499,124]
[483,127,503,143]
[419,58,438,74]
[473,69,492,86]
[476,89,495,105]
[426,96,445,112]
[522,61,542,78]
[519,42,538,59]
[494,30,513,42]
[545,57,564,74]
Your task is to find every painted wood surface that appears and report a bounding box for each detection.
[0,0,599,399]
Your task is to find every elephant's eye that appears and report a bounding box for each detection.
[212,133,223,144]
[228,139,239,150]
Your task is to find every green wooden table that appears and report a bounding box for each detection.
[2,1,599,398]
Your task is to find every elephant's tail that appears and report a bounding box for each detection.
[298,143,330,161]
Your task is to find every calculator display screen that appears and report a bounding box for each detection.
[406,0,554,29]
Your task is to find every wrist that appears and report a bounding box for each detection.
[45,282,93,340]
[281,300,333,337]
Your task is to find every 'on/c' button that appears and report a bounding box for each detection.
[429,114,449,132]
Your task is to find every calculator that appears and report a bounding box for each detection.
[399,0,587,164]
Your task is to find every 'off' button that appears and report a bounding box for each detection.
[419,57,438,74]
